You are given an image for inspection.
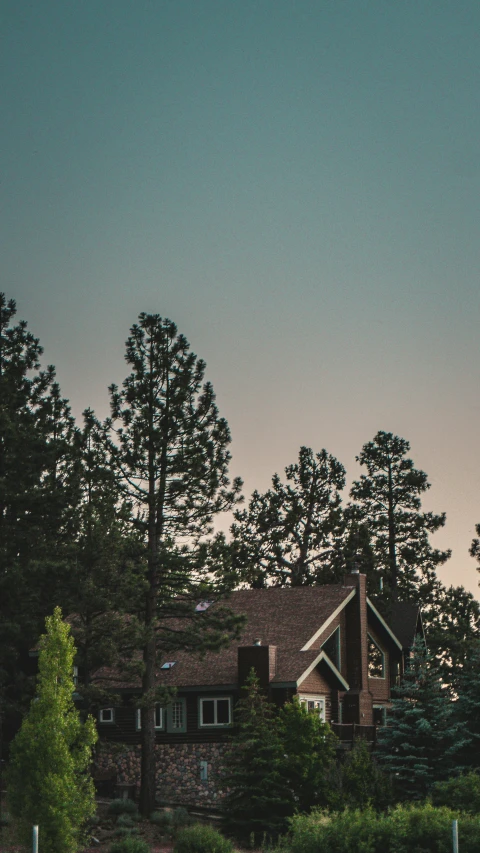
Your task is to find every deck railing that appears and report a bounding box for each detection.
[330,723,378,742]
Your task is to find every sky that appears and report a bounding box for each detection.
[2,1,479,596]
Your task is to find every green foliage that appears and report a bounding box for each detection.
[431,771,480,814]
[173,806,194,831]
[108,798,139,817]
[329,738,392,811]
[277,697,338,812]
[116,813,137,828]
[174,823,234,853]
[232,446,346,587]
[277,803,480,853]
[105,314,244,814]
[376,636,462,800]
[426,585,480,692]
[150,809,175,833]
[452,640,480,769]
[7,608,97,853]
[109,836,150,853]
[350,430,449,607]
[222,671,291,845]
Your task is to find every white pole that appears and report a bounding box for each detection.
[452,819,459,853]
[33,825,38,853]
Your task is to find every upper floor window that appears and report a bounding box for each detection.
[299,695,326,722]
[199,697,232,727]
[322,626,341,670]
[136,704,164,731]
[368,635,385,678]
[99,708,114,724]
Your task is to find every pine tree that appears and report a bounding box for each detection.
[231,446,346,587]
[104,313,244,815]
[0,294,78,746]
[222,671,290,845]
[453,641,480,770]
[7,608,97,853]
[64,410,145,712]
[426,585,480,692]
[350,431,450,609]
[376,637,461,800]
[277,696,337,813]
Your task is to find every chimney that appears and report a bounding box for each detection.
[238,644,277,689]
[342,571,373,725]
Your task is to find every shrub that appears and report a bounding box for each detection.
[108,798,139,817]
[150,809,175,833]
[277,803,480,853]
[109,836,150,853]
[431,772,480,814]
[117,813,136,828]
[174,823,234,853]
[173,806,194,831]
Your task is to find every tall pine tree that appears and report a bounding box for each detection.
[104,313,244,815]
[231,446,346,587]
[350,431,450,609]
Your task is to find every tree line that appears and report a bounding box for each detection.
[1,292,479,815]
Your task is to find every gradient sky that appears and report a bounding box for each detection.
[2,1,479,596]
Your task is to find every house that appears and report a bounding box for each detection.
[93,570,421,807]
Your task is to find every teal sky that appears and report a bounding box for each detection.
[2,1,479,595]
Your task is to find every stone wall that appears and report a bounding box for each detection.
[95,741,229,808]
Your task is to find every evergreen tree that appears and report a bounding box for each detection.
[7,608,97,853]
[231,446,346,587]
[277,696,337,812]
[426,585,480,692]
[65,410,145,712]
[329,738,392,811]
[104,313,244,815]
[469,523,480,576]
[376,637,461,800]
[0,294,78,746]
[350,431,450,608]
[222,671,290,845]
[453,641,480,770]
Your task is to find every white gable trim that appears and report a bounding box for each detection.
[301,588,356,651]
[367,598,403,651]
[296,650,350,691]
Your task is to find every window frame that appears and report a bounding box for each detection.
[165,698,187,733]
[198,696,233,728]
[298,694,326,722]
[368,633,386,679]
[136,704,165,731]
[99,707,115,724]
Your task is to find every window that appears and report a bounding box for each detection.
[199,697,232,727]
[322,626,341,670]
[99,708,114,724]
[73,665,78,686]
[299,695,326,722]
[136,704,164,731]
[368,635,385,678]
[373,705,387,726]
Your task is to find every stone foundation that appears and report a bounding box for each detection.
[95,742,228,808]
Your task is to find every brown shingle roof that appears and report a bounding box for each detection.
[101,585,354,690]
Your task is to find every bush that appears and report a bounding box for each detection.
[174,823,234,853]
[431,772,480,814]
[109,836,150,853]
[277,803,480,853]
[150,809,175,833]
[117,813,136,828]
[173,806,194,831]
[108,798,139,817]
